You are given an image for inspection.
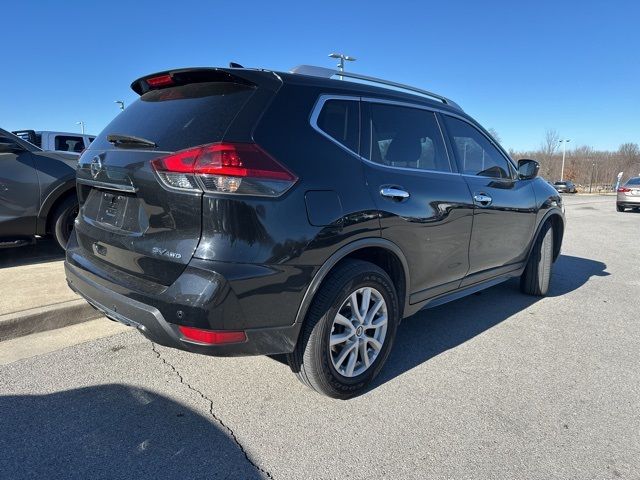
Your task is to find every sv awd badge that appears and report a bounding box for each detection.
[152,247,182,259]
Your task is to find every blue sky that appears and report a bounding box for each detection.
[1,0,638,152]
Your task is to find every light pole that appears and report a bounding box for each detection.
[114,100,125,111]
[328,52,356,72]
[76,121,85,134]
[559,138,571,181]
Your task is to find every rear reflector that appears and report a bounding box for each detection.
[618,187,631,192]
[146,74,174,88]
[151,142,297,196]
[178,326,247,345]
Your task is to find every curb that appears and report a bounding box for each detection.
[0,299,102,342]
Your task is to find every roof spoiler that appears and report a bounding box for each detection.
[130,68,256,95]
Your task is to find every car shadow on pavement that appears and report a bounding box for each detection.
[0,384,263,480]
[0,238,64,269]
[373,254,608,389]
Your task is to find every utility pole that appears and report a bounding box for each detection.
[328,53,356,72]
[114,100,125,111]
[559,138,571,181]
[76,121,85,134]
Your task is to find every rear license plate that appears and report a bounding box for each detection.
[96,192,128,228]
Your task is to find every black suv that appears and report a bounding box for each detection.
[0,128,79,249]
[65,65,565,398]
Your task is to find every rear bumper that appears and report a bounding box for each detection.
[617,195,640,206]
[65,242,305,357]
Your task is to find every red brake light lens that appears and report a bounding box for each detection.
[151,147,201,173]
[146,74,174,88]
[151,142,297,196]
[178,326,246,345]
[618,187,631,192]
[194,143,295,181]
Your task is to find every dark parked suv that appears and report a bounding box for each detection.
[65,65,565,398]
[0,128,79,249]
[553,180,577,193]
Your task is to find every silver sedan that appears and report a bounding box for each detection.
[617,177,640,212]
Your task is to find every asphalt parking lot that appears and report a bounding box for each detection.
[0,194,638,479]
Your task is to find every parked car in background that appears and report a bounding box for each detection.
[553,180,577,193]
[65,65,565,398]
[11,130,95,156]
[0,128,79,249]
[617,177,640,212]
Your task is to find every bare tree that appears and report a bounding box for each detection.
[541,128,560,157]
[487,128,501,144]
[509,141,640,190]
[618,142,640,169]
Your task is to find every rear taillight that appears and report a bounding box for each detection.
[178,326,246,345]
[151,142,297,197]
[618,187,631,192]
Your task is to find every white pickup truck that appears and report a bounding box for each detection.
[11,130,95,156]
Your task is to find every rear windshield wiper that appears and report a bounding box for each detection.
[107,134,157,149]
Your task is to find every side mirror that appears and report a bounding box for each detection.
[518,159,539,180]
[0,140,24,154]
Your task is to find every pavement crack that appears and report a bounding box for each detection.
[150,342,274,479]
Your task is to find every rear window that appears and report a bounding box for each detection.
[554,182,567,186]
[90,82,255,152]
[626,177,640,186]
[55,135,85,152]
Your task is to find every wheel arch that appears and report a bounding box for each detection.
[294,238,411,325]
[529,209,564,262]
[37,180,77,235]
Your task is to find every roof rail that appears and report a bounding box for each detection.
[289,65,462,110]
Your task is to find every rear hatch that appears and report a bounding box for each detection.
[74,69,273,285]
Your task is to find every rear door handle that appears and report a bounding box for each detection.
[473,193,492,206]
[380,187,410,201]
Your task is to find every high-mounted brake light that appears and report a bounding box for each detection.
[178,326,247,345]
[151,142,297,197]
[146,74,174,88]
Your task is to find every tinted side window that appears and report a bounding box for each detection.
[444,116,511,179]
[364,103,450,172]
[55,135,85,152]
[316,100,359,153]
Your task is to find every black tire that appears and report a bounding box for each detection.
[616,204,625,212]
[288,259,400,399]
[520,221,554,296]
[52,195,79,250]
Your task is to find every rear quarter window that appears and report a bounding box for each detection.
[315,99,359,154]
[90,82,256,152]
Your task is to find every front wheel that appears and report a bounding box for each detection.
[288,260,399,399]
[52,196,79,250]
[520,221,554,296]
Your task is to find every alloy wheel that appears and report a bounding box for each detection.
[329,287,388,378]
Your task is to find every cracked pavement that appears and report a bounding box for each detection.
[150,342,274,479]
[1,195,639,479]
